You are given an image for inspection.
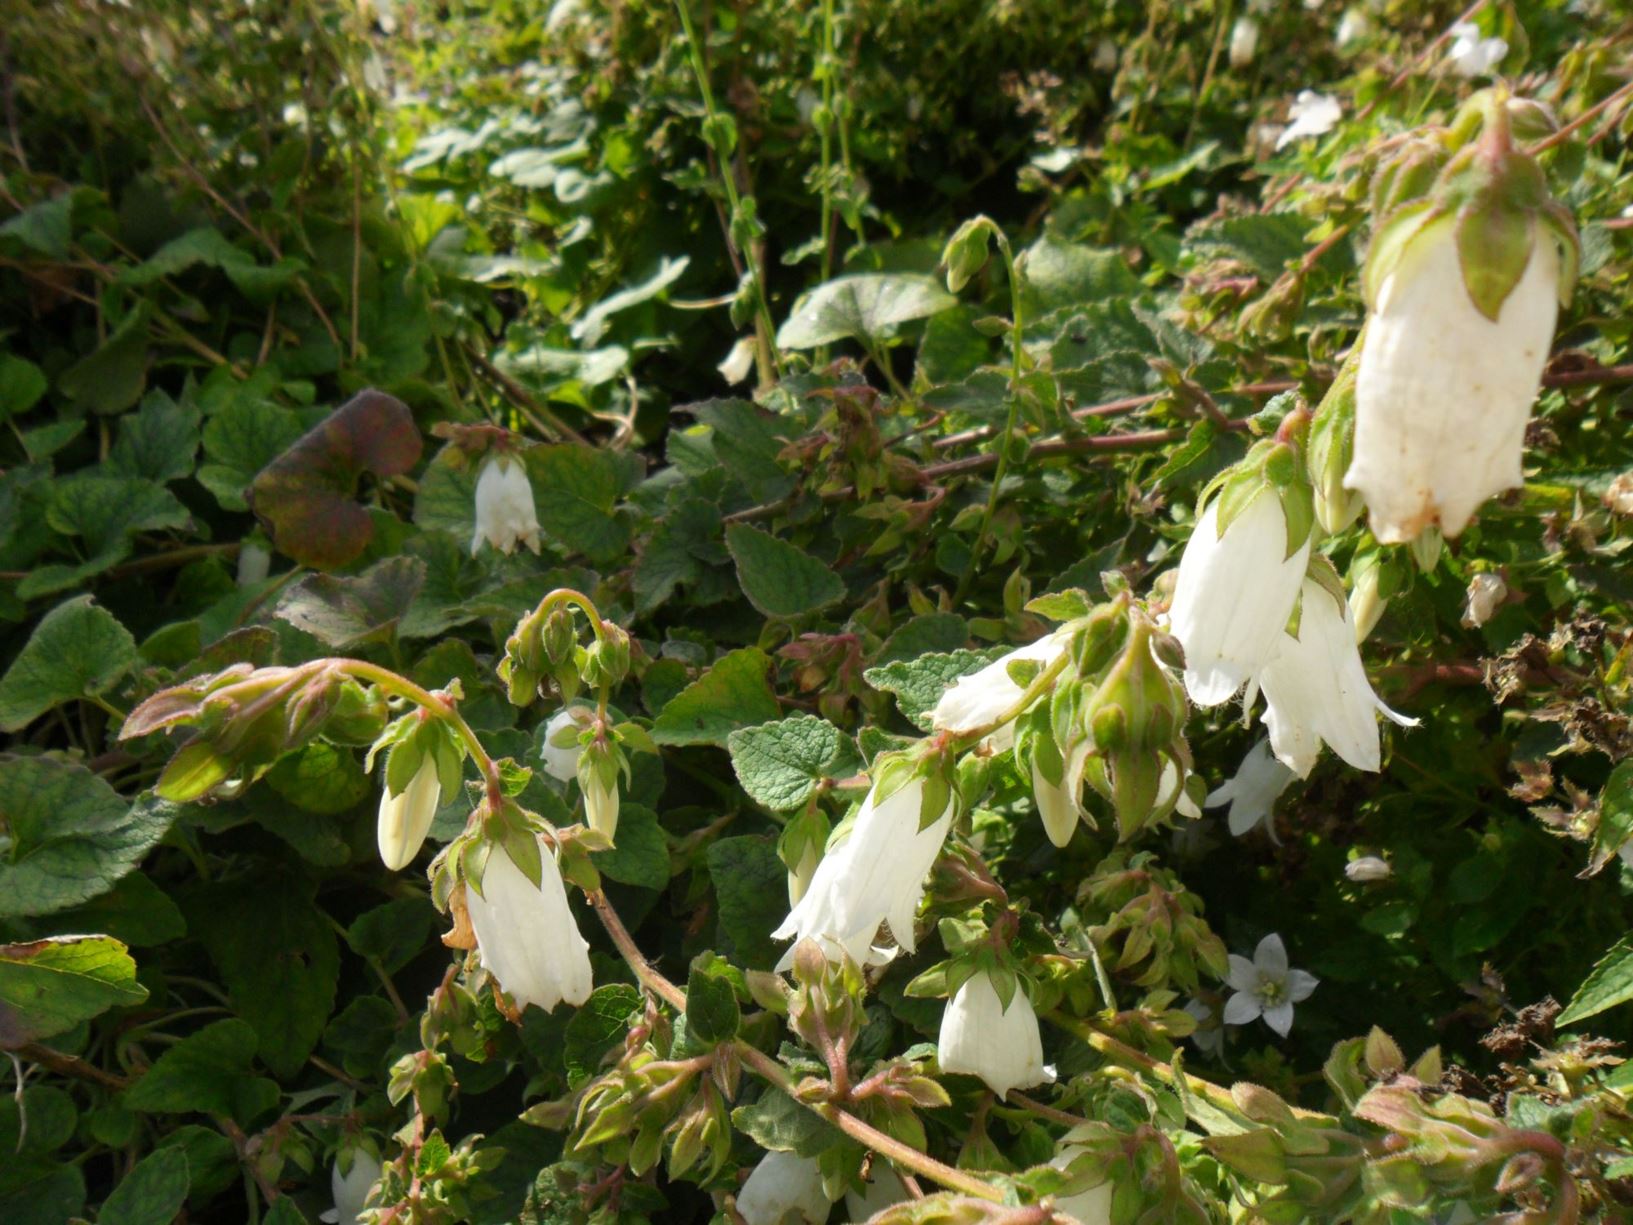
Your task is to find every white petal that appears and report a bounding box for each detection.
[843,1167,910,1223]
[932,631,1069,735]
[539,707,588,782]
[1254,933,1288,977]
[737,1151,831,1225]
[937,971,1052,1099]
[1262,1001,1296,1037]
[1222,991,1262,1026]
[1208,738,1294,837]
[1285,969,1319,1003]
[1225,954,1260,995]
[467,843,594,1013]
[377,756,442,870]
[330,1151,382,1225]
[1169,497,1310,707]
[472,456,544,555]
[1347,225,1557,542]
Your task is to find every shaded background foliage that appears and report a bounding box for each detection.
[2,0,1633,1221]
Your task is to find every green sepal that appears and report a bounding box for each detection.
[156,739,235,802]
[1540,201,1580,307]
[1277,478,1317,562]
[1005,657,1042,690]
[1455,201,1535,323]
[868,752,917,807]
[460,834,492,899]
[1303,555,1349,621]
[917,767,954,833]
[1361,201,1438,309]
[1029,716,1066,789]
[1025,588,1093,622]
[497,809,545,890]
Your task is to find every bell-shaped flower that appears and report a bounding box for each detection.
[773,774,955,969]
[937,969,1054,1100]
[736,1150,831,1225]
[718,337,756,386]
[1275,91,1341,150]
[1346,219,1560,542]
[1222,933,1317,1037]
[539,706,590,782]
[932,630,1070,737]
[1031,735,1092,848]
[466,839,593,1013]
[377,755,443,871]
[1205,738,1294,838]
[1446,21,1507,77]
[1336,7,1370,50]
[471,455,542,557]
[1258,576,1416,777]
[322,1148,382,1225]
[236,539,272,587]
[844,1167,909,1223]
[1049,1151,1113,1225]
[1169,493,1311,707]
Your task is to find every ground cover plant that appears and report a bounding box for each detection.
[3,0,1633,1222]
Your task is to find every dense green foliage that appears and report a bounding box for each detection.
[3,1,1633,1222]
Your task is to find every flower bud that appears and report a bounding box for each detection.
[1228,16,1260,67]
[465,836,593,1014]
[1307,359,1365,534]
[577,739,622,843]
[377,754,443,870]
[1345,855,1392,882]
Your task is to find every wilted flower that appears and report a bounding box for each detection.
[1461,573,1508,628]
[1229,16,1260,67]
[1205,738,1295,838]
[1347,219,1560,542]
[1170,494,1311,707]
[1446,22,1508,77]
[1183,996,1226,1058]
[937,969,1054,1099]
[322,1148,382,1225]
[843,1167,910,1222]
[539,706,591,782]
[1258,576,1417,777]
[1276,91,1342,150]
[377,755,443,871]
[471,455,542,556]
[736,1150,831,1225]
[466,840,593,1013]
[931,630,1070,736]
[1605,473,1633,516]
[1223,933,1318,1037]
[772,774,955,968]
[1345,855,1393,882]
[718,337,756,386]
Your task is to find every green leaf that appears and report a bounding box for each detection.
[0,596,137,732]
[189,875,340,1079]
[650,647,781,747]
[1588,761,1633,875]
[0,354,49,420]
[120,226,297,300]
[684,955,741,1046]
[1558,933,1633,1027]
[874,613,970,665]
[863,648,1009,731]
[44,872,186,948]
[122,1018,279,1119]
[273,556,426,648]
[107,390,202,484]
[528,445,635,564]
[263,1196,312,1225]
[0,761,177,918]
[563,983,642,1086]
[690,400,796,503]
[591,802,669,889]
[265,741,370,814]
[347,898,436,975]
[776,274,957,349]
[96,1146,189,1225]
[18,478,191,600]
[0,1167,84,1225]
[705,836,786,970]
[249,390,424,570]
[198,399,307,512]
[1020,235,1139,313]
[0,194,72,258]
[727,715,847,811]
[724,524,845,619]
[57,306,150,415]
[1184,213,1312,280]
[570,255,690,346]
[0,935,148,1046]
[731,1087,840,1157]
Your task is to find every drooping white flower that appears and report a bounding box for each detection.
[1229,16,1261,67]
[1461,573,1508,628]
[466,840,593,1013]
[1222,933,1318,1037]
[1276,91,1342,150]
[1345,855,1392,882]
[1049,1152,1113,1225]
[737,1150,831,1225]
[718,337,757,386]
[1032,736,1092,848]
[540,706,591,782]
[583,771,620,841]
[1346,213,1560,543]
[1169,495,1311,707]
[1183,996,1226,1058]
[471,455,542,556]
[1206,738,1295,838]
[236,540,272,587]
[1605,473,1633,517]
[843,1167,910,1223]
[937,969,1054,1100]
[377,755,443,871]
[322,1148,382,1225]
[1258,578,1417,777]
[932,630,1071,736]
[773,775,955,969]
[1446,22,1508,77]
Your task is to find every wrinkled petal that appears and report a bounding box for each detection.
[1262,1001,1296,1037]
[1222,991,1263,1027]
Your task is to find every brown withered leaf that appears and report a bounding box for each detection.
[249,389,422,570]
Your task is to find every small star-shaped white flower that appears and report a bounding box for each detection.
[1275,91,1342,150]
[1223,933,1318,1037]
[1446,22,1507,78]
